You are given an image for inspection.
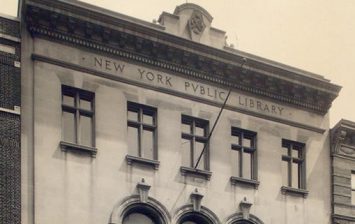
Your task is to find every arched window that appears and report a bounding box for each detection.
[178,212,215,224]
[225,212,264,224]
[122,203,166,224]
[110,195,170,224]
[123,213,154,224]
[233,220,254,224]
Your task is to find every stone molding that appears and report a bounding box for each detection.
[333,214,355,223]
[24,0,341,114]
[173,204,221,224]
[109,195,171,224]
[225,212,264,224]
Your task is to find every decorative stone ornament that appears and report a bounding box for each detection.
[188,10,206,41]
[239,197,253,220]
[331,122,355,156]
[136,178,151,203]
[190,188,204,211]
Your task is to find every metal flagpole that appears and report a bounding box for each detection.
[194,88,232,169]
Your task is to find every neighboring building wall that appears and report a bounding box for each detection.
[21,1,341,224]
[0,14,21,224]
[331,120,355,224]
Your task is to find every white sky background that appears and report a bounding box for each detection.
[1,0,355,127]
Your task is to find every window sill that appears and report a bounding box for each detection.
[60,141,97,157]
[281,186,309,197]
[180,166,212,180]
[126,155,160,170]
[230,176,260,189]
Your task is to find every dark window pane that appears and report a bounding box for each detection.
[281,161,288,186]
[292,147,300,158]
[80,98,92,110]
[63,95,74,106]
[282,145,289,156]
[195,126,205,136]
[292,162,299,188]
[62,111,75,143]
[80,115,92,146]
[123,213,154,224]
[232,134,240,145]
[231,148,240,177]
[181,138,191,167]
[142,130,154,160]
[181,123,191,134]
[194,141,205,170]
[242,152,252,179]
[127,111,138,122]
[127,126,139,156]
[243,137,252,148]
[143,114,154,125]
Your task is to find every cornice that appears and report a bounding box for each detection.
[24,0,341,114]
[331,119,355,156]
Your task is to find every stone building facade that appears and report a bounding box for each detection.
[20,0,341,223]
[0,13,21,224]
[331,120,355,223]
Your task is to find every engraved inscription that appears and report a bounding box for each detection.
[138,68,173,87]
[91,55,285,117]
[94,57,125,73]
[184,81,226,101]
[237,96,284,116]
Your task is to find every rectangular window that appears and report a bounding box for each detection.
[352,172,355,205]
[281,139,306,189]
[61,86,94,147]
[231,127,257,180]
[181,115,209,170]
[127,102,157,160]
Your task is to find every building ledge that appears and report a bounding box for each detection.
[126,155,160,170]
[333,214,355,222]
[230,176,260,189]
[60,141,97,157]
[180,166,212,180]
[0,106,20,115]
[281,186,308,197]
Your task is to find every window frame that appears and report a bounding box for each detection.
[122,203,166,224]
[281,139,308,197]
[181,115,210,170]
[230,127,259,188]
[231,127,257,178]
[180,115,212,180]
[60,85,96,156]
[126,102,159,169]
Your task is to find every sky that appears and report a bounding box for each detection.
[1,0,355,127]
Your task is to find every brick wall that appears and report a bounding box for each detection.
[0,15,21,224]
[0,16,20,38]
[0,112,20,224]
